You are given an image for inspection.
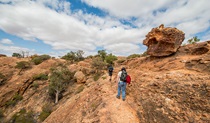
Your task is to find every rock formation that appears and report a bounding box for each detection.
[143,24,185,57]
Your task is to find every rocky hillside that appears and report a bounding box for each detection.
[0,41,210,123]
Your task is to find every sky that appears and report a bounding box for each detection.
[0,0,210,57]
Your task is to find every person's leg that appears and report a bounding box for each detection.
[122,82,127,100]
[116,82,121,98]
[109,72,112,81]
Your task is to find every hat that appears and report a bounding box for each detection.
[121,67,126,71]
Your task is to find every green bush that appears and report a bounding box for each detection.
[187,36,200,44]
[12,53,22,58]
[0,109,4,118]
[91,57,107,72]
[0,73,6,86]
[5,93,23,107]
[33,73,48,80]
[117,59,126,64]
[93,73,101,81]
[105,53,117,65]
[10,108,35,123]
[62,50,84,62]
[39,104,52,121]
[15,61,30,69]
[31,55,51,65]
[127,54,140,59]
[31,82,39,90]
[75,85,84,94]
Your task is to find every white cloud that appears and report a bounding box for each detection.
[82,0,176,18]
[0,0,209,57]
[0,38,13,44]
[0,44,35,56]
[104,43,141,56]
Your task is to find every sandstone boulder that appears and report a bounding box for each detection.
[74,71,86,83]
[143,24,185,56]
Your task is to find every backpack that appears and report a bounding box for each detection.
[126,75,131,84]
[120,70,127,82]
[109,66,113,72]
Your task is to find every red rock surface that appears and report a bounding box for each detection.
[143,24,185,57]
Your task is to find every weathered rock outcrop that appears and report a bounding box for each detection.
[143,24,185,57]
[74,71,86,83]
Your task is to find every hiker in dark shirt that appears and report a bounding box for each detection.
[108,65,114,81]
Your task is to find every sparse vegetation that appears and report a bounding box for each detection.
[62,50,84,62]
[39,104,52,121]
[102,76,106,80]
[127,54,140,59]
[49,64,75,103]
[12,53,22,58]
[105,53,117,65]
[93,73,101,81]
[97,50,107,61]
[10,108,35,123]
[0,73,6,86]
[75,85,84,94]
[31,54,51,65]
[33,73,48,80]
[117,59,126,64]
[0,109,4,119]
[15,61,31,69]
[187,36,200,44]
[5,93,23,107]
[31,82,39,90]
[91,57,107,73]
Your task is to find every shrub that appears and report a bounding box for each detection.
[97,50,107,61]
[33,73,48,80]
[15,61,30,69]
[62,50,84,62]
[105,53,117,65]
[75,85,84,94]
[10,108,35,123]
[187,36,200,44]
[91,57,107,72]
[39,104,52,121]
[0,109,4,118]
[12,53,22,58]
[31,54,51,65]
[5,93,23,107]
[117,59,126,64]
[31,82,39,90]
[0,73,6,86]
[127,54,140,59]
[93,73,101,81]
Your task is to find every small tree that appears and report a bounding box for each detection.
[187,36,200,44]
[62,50,84,62]
[12,53,22,58]
[15,61,31,74]
[91,57,107,73]
[31,54,51,65]
[49,65,74,103]
[105,53,117,65]
[97,50,107,61]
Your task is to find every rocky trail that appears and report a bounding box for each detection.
[95,75,140,123]
[44,72,140,123]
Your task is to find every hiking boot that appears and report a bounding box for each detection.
[116,96,120,99]
[122,99,125,101]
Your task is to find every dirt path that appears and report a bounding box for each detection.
[97,74,140,123]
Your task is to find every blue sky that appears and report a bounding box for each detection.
[0,0,210,57]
